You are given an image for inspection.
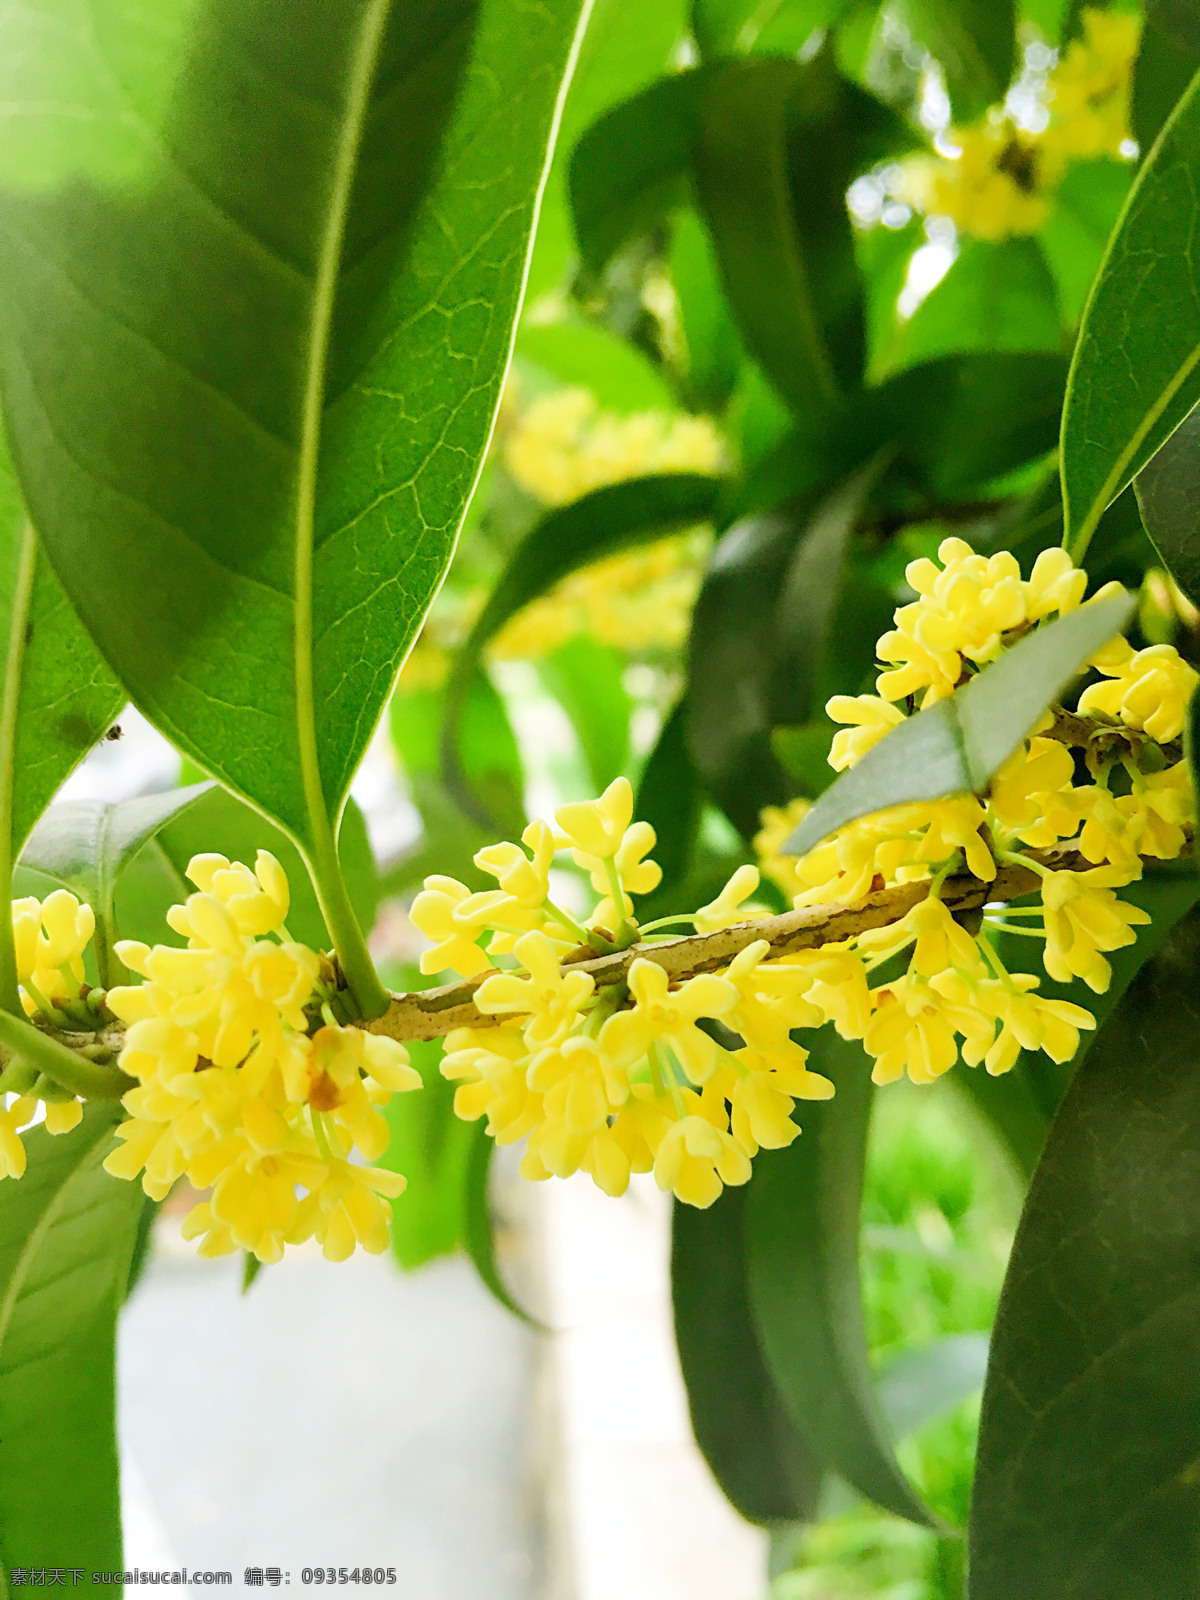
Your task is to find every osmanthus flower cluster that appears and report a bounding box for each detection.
[758,538,1196,1082]
[0,853,423,1264]
[410,778,839,1209]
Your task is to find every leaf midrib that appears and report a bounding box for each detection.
[293,0,393,853]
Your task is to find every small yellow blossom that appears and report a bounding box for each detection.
[1041,866,1151,992]
[1078,641,1199,743]
[754,799,811,900]
[694,865,768,934]
[653,1107,752,1209]
[827,696,905,771]
[599,960,737,1085]
[476,930,596,1049]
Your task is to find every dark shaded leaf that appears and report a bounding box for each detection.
[441,473,719,819]
[671,208,744,412]
[689,464,880,836]
[786,590,1135,855]
[381,1030,475,1271]
[1061,62,1200,558]
[673,1184,823,1524]
[970,906,1200,1598]
[1132,17,1199,154]
[0,1106,143,1575]
[898,0,1015,121]
[462,1123,541,1325]
[1134,397,1200,606]
[569,72,704,272]
[747,1032,941,1526]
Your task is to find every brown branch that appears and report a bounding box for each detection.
[364,851,1086,1045]
[1043,707,1183,767]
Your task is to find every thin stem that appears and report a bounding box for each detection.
[543,897,591,946]
[0,1009,131,1100]
[604,859,635,946]
[302,832,389,1020]
[0,525,36,1016]
[651,1042,686,1119]
[976,931,1015,986]
[983,921,1047,938]
[22,979,69,1027]
[639,915,700,934]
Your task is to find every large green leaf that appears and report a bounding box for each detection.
[898,0,1015,121]
[786,590,1135,856]
[1134,398,1200,605]
[693,55,909,412]
[1061,63,1200,559]
[0,1106,143,1583]
[747,1032,940,1526]
[18,784,212,986]
[0,0,588,1001]
[0,454,123,1007]
[670,208,744,412]
[970,906,1200,1598]
[635,697,706,896]
[672,1184,823,1525]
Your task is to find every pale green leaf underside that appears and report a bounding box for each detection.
[1061,61,1200,557]
[786,590,1135,857]
[0,0,587,852]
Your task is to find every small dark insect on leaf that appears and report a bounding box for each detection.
[103,724,122,742]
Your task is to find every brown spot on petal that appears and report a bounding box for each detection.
[307,1069,341,1111]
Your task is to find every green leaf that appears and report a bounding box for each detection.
[1061,62,1200,560]
[671,209,745,412]
[692,55,899,410]
[0,449,124,1007]
[569,72,704,273]
[537,637,631,798]
[1134,398,1200,605]
[516,321,678,414]
[0,1106,143,1577]
[692,0,857,58]
[1132,19,1199,157]
[876,1332,990,1441]
[897,0,1015,122]
[690,463,884,836]
[1037,159,1134,328]
[527,0,687,298]
[440,473,719,818]
[18,784,213,986]
[785,589,1135,856]
[747,1032,941,1526]
[772,723,838,797]
[635,697,706,893]
[970,905,1200,1598]
[111,786,379,956]
[672,1184,823,1524]
[462,1122,540,1325]
[380,1029,475,1271]
[886,237,1061,372]
[0,0,589,1011]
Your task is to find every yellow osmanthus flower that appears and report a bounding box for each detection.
[100,850,419,1263]
[901,9,1139,242]
[1045,7,1141,165]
